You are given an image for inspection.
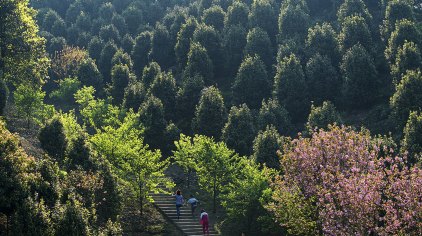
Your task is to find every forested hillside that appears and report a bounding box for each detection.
[1,0,421,235]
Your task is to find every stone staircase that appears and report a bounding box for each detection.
[151,192,220,236]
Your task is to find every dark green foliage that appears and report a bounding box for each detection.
[111,64,132,105]
[401,111,422,165]
[48,37,67,54]
[123,81,146,112]
[258,98,291,136]
[253,125,283,169]
[77,59,103,91]
[192,86,226,139]
[99,2,116,21]
[121,34,135,54]
[339,16,373,53]
[341,44,378,109]
[39,118,67,164]
[385,19,420,63]
[139,95,167,150]
[391,41,422,85]
[142,62,162,88]
[87,36,103,62]
[99,41,118,84]
[132,32,152,77]
[391,70,422,129]
[111,14,127,36]
[232,55,270,109]
[175,18,198,67]
[149,24,174,69]
[225,1,249,27]
[192,24,222,76]
[202,5,226,31]
[306,23,340,63]
[67,137,93,171]
[99,25,121,44]
[279,0,310,41]
[337,0,372,25]
[381,0,414,41]
[123,5,144,35]
[164,122,181,156]
[112,50,133,71]
[0,80,8,115]
[183,42,214,85]
[248,0,278,40]
[95,166,121,226]
[222,104,255,156]
[305,54,341,104]
[222,24,247,76]
[273,54,309,122]
[56,200,90,236]
[306,101,342,131]
[149,72,177,121]
[176,75,205,133]
[75,12,91,33]
[244,27,273,69]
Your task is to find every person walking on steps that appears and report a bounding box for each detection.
[200,209,209,235]
[187,195,199,217]
[173,189,184,219]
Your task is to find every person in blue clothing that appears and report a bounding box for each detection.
[174,189,184,219]
[187,194,199,217]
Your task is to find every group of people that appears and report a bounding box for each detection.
[174,190,209,235]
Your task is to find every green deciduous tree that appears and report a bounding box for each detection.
[273,54,309,122]
[341,44,378,109]
[232,55,270,109]
[192,86,226,139]
[222,104,255,156]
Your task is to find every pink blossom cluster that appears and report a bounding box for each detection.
[278,126,422,235]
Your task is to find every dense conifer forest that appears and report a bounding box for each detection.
[0,0,422,235]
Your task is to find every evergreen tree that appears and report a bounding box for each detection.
[381,0,414,41]
[248,0,278,41]
[56,200,90,236]
[253,125,283,169]
[222,24,247,76]
[87,36,103,62]
[202,5,226,31]
[192,24,222,75]
[149,23,174,69]
[0,80,8,116]
[232,55,270,109]
[225,1,249,28]
[183,42,214,85]
[305,54,341,104]
[99,41,118,84]
[258,98,292,136]
[132,31,152,77]
[111,49,133,70]
[139,95,167,150]
[77,59,103,91]
[222,104,255,156]
[390,70,422,129]
[123,81,146,112]
[111,64,132,105]
[337,0,372,25]
[306,101,342,132]
[142,62,162,88]
[391,41,422,85]
[123,4,144,35]
[149,72,177,121]
[338,16,372,53]
[273,54,309,122]
[67,137,93,171]
[39,118,67,164]
[99,24,121,44]
[192,86,226,139]
[278,0,310,42]
[306,23,340,63]
[385,19,420,64]
[121,34,135,54]
[175,18,198,67]
[341,44,378,109]
[244,27,273,69]
[401,111,422,165]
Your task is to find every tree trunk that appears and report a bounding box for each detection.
[187,169,191,189]
[6,214,9,236]
[139,182,144,216]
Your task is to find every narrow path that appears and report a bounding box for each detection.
[151,193,220,236]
